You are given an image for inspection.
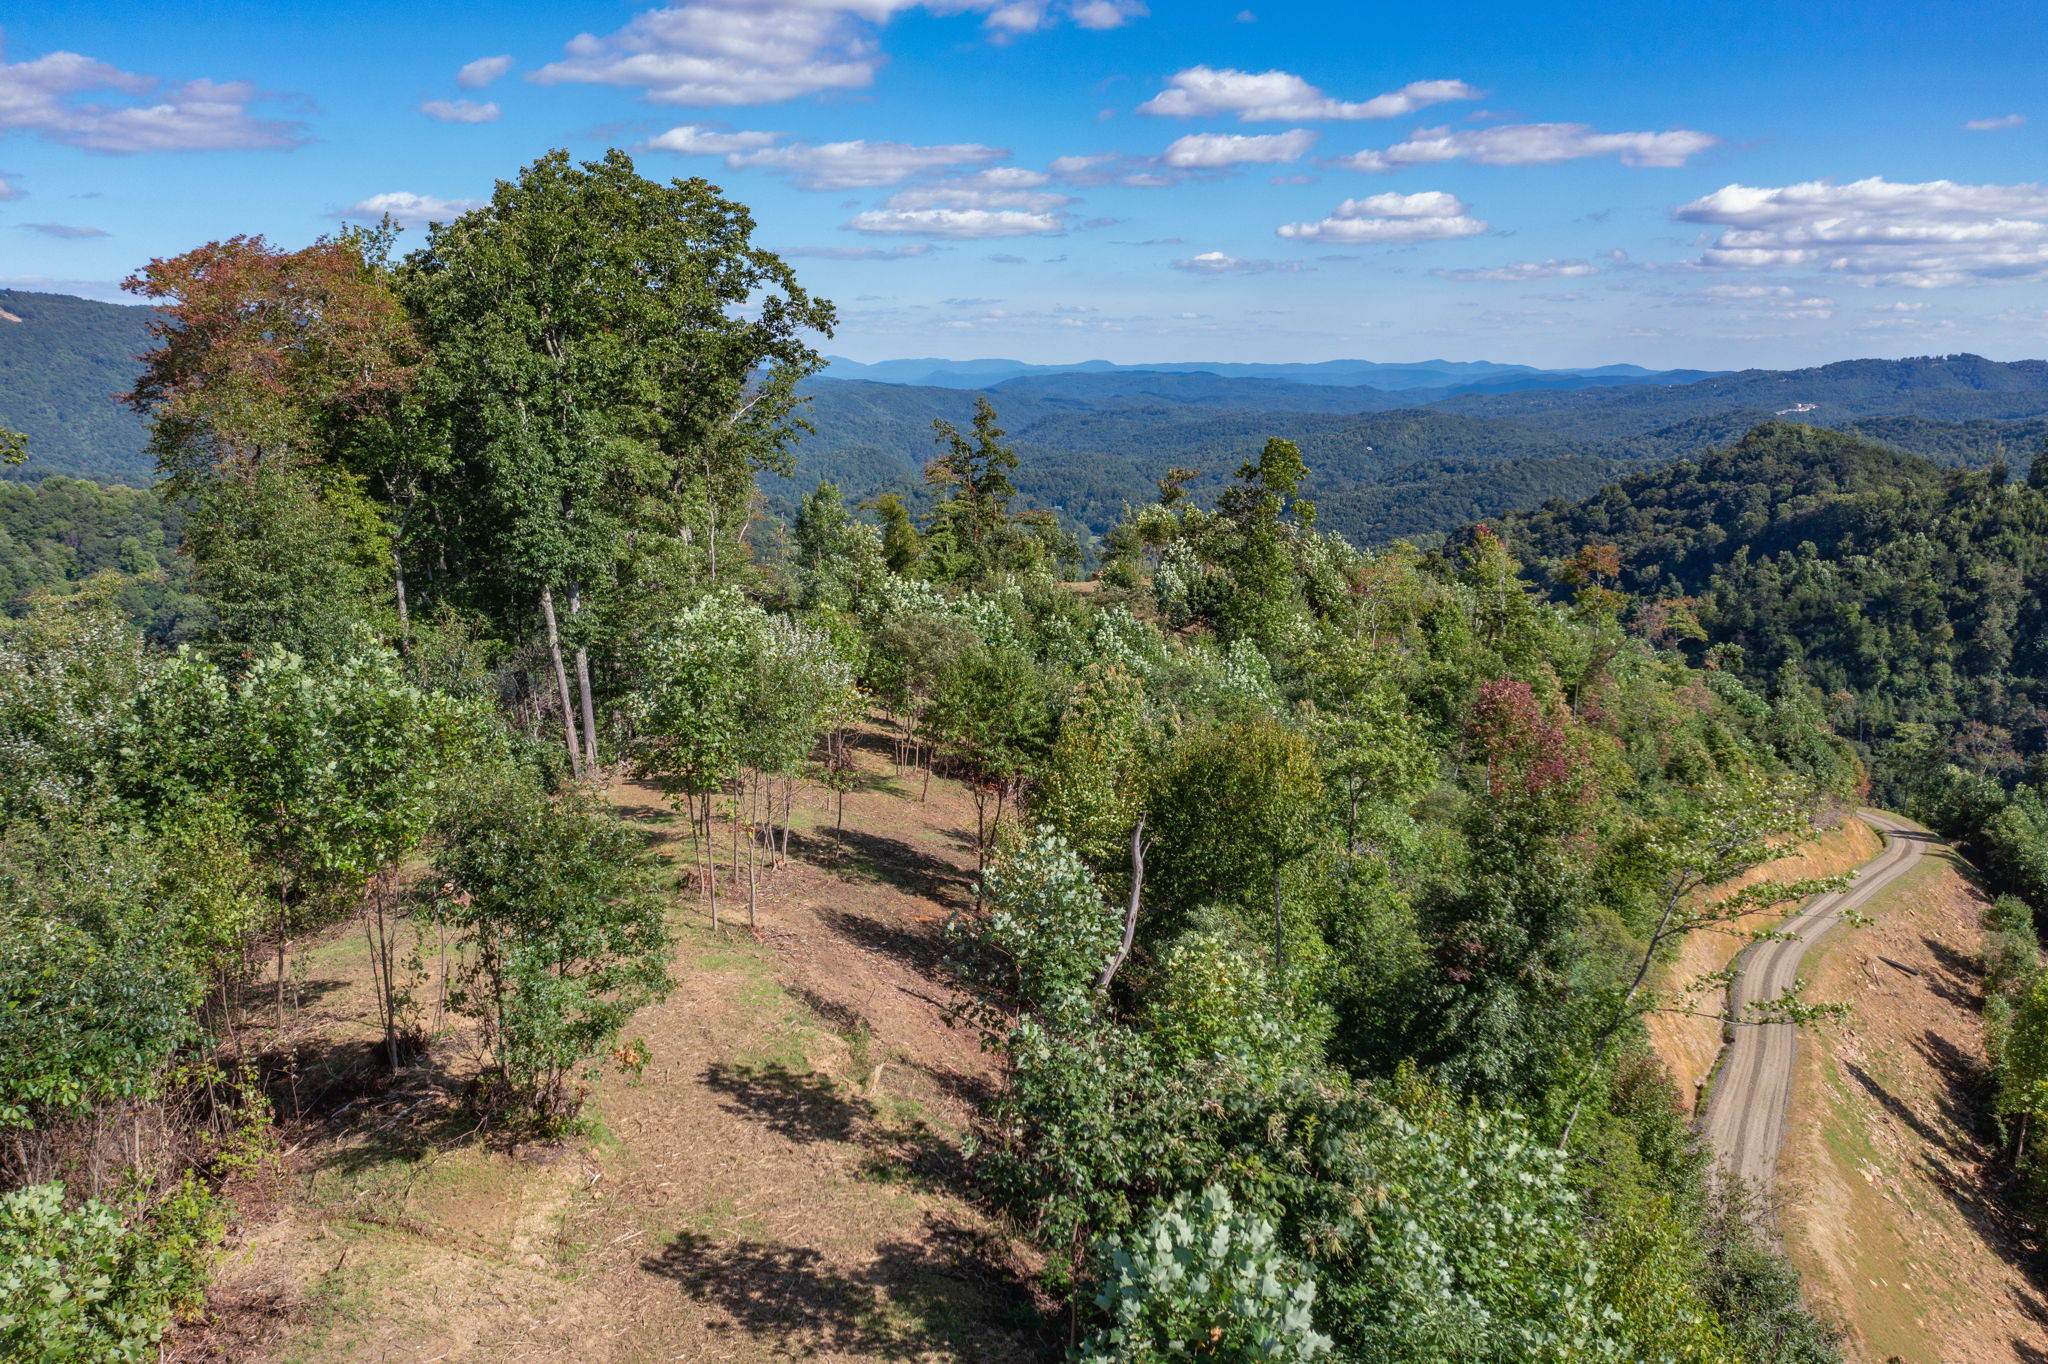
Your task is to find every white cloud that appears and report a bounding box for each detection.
[1161,128,1316,168]
[728,138,1005,189]
[985,0,1138,31]
[419,98,500,123]
[845,206,1063,237]
[0,42,304,153]
[1336,122,1718,171]
[457,55,515,89]
[645,122,781,154]
[1171,251,1300,274]
[1067,0,1147,29]
[338,191,487,227]
[882,182,1070,212]
[1871,300,1928,312]
[1140,67,1480,122]
[1688,283,1832,316]
[781,243,934,259]
[20,222,108,239]
[1048,151,1186,187]
[1674,176,2048,287]
[530,1,1138,107]
[1966,114,2025,131]
[842,175,1073,235]
[0,174,20,201]
[1433,257,1596,282]
[1697,284,1783,298]
[1275,190,1485,244]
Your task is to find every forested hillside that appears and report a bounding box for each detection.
[1490,422,2048,1217]
[2,149,1882,1362]
[0,288,154,483]
[1438,354,2048,436]
[1493,423,2048,775]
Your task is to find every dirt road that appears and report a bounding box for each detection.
[1700,810,1935,1189]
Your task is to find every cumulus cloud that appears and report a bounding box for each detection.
[1171,250,1301,274]
[1140,67,1480,122]
[780,243,934,259]
[1275,190,1485,244]
[1687,282,1833,316]
[644,122,781,154]
[337,191,486,227]
[1966,114,2025,131]
[531,0,1138,107]
[1067,0,1148,29]
[419,98,499,123]
[1161,128,1316,168]
[842,174,1073,236]
[985,0,1146,32]
[728,138,1006,189]
[1336,122,1718,172]
[1674,176,2048,287]
[882,182,1070,213]
[846,207,1063,237]
[1433,258,1596,282]
[1047,151,1185,187]
[457,55,515,89]
[20,222,108,238]
[0,174,20,201]
[0,41,305,153]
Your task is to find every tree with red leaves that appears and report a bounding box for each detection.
[123,225,419,488]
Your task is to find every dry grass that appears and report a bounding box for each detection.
[1777,835,2048,1364]
[167,725,1051,1363]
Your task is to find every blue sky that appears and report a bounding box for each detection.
[3,0,2045,368]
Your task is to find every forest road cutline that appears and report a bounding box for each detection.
[1698,809,1936,1195]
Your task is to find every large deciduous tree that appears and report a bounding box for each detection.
[398,149,834,776]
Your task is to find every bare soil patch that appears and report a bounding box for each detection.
[1778,837,2048,1364]
[170,727,1051,1363]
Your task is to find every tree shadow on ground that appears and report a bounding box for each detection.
[788,825,969,910]
[640,1212,1048,1360]
[1919,934,1987,1011]
[258,1035,480,1176]
[229,974,353,1022]
[704,1062,871,1145]
[1847,1047,2048,1310]
[701,1061,975,1200]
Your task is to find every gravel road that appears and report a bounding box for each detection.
[1699,810,1933,1188]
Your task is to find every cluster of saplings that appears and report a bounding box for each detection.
[1,147,1861,1361]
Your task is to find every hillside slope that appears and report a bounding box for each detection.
[0,288,154,484]
[1436,354,2048,437]
[1490,423,2048,772]
[1778,834,2045,1363]
[184,734,1050,1362]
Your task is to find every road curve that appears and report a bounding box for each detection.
[1699,810,1935,1189]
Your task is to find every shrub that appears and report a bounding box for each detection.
[1079,1184,1330,1363]
[436,783,673,1130]
[0,1177,223,1363]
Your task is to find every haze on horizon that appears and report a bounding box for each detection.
[1,0,2043,371]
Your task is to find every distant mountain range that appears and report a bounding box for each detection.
[4,287,2046,552]
[780,354,2048,547]
[821,354,1713,391]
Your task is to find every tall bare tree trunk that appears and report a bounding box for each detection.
[567,580,601,777]
[392,548,412,653]
[540,585,582,778]
[1095,815,1150,992]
